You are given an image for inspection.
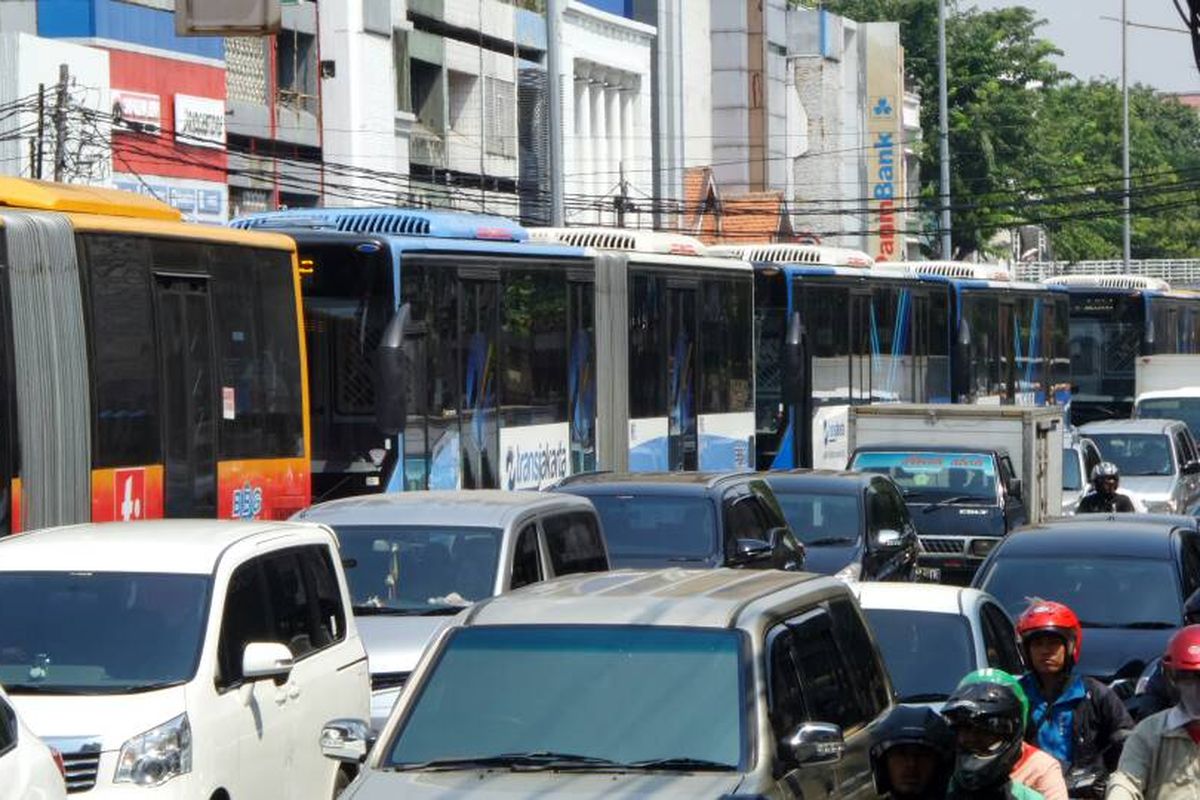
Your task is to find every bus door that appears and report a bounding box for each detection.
[999,299,1016,403]
[458,273,500,488]
[850,291,873,404]
[568,276,596,474]
[154,274,217,517]
[667,281,698,471]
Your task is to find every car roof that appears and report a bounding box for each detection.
[463,568,843,629]
[1080,418,1182,435]
[552,472,753,494]
[0,520,326,574]
[854,582,993,615]
[761,469,875,492]
[851,444,1009,456]
[1138,389,1200,401]
[993,518,1184,560]
[294,490,594,528]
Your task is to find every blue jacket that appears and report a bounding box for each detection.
[1018,672,1134,773]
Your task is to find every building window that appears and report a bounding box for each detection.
[485,77,516,158]
[394,30,412,114]
[411,59,444,133]
[447,70,479,136]
[277,30,318,115]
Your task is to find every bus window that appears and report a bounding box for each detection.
[804,283,850,408]
[700,276,753,416]
[753,271,787,467]
[459,277,500,489]
[568,280,596,474]
[962,292,1002,402]
[500,269,566,429]
[870,285,910,403]
[79,234,161,469]
[629,274,666,421]
[666,284,698,472]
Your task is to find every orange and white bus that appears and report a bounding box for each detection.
[0,178,310,532]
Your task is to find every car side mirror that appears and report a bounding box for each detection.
[782,721,845,766]
[321,718,376,764]
[242,642,294,682]
[1183,460,1200,475]
[875,528,903,548]
[375,302,413,436]
[1008,478,1023,501]
[732,538,774,567]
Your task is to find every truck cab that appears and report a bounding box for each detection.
[848,446,1027,585]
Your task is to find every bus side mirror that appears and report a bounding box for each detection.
[375,303,412,436]
[784,311,806,406]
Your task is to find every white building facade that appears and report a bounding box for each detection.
[560,1,654,227]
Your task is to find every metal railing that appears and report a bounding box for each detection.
[1014,259,1200,285]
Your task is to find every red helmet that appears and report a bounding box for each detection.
[1016,600,1083,666]
[1163,625,1200,673]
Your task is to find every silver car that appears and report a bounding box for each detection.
[321,569,895,799]
[293,491,608,728]
[1079,418,1200,514]
[1061,434,1103,515]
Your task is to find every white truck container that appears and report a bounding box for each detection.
[846,404,1065,525]
[1134,355,1200,437]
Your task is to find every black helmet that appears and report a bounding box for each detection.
[1091,461,1120,490]
[870,705,954,796]
[942,670,1027,793]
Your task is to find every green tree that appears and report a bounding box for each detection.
[823,0,1063,258]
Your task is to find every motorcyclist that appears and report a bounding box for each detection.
[1016,601,1133,796]
[1106,625,1200,799]
[1075,463,1137,514]
[943,669,1047,800]
[869,704,954,799]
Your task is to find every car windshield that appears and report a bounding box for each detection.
[584,495,717,562]
[863,609,975,703]
[1063,452,1083,491]
[333,525,502,610]
[1138,399,1200,441]
[0,572,209,694]
[1084,433,1174,477]
[385,625,745,769]
[773,491,861,545]
[980,557,1181,628]
[849,451,997,502]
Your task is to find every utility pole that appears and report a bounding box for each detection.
[35,83,45,180]
[937,0,952,260]
[545,0,566,226]
[1121,0,1132,270]
[52,64,69,183]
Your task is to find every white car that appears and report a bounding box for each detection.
[854,583,1023,705]
[0,520,370,798]
[0,684,65,800]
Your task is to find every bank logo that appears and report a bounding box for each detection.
[823,418,847,447]
[504,441,569,491]
[872,96,894,117]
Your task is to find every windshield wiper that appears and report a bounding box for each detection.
[624,757,736,772]
[806,537,858,546]
[390,751,624,772]
[3,684,93,695]
[1120,621,1178,630]
[352,604,464,617]
[922,496,985,513]
[118,680,186,694]
[898,692,950,703]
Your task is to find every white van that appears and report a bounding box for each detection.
[0,520,369,798]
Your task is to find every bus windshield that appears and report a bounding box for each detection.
[299,242,396,498]
[1068,293,1142,419]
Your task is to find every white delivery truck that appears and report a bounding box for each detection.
[846,404,1064,584]
[1133,355,1200,437]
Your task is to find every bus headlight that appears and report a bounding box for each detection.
[114,713,191,787]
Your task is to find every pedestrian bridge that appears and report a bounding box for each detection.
[1014,259,1200,288]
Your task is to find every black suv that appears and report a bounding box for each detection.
[763,470,921,582]
[549,472,805,571]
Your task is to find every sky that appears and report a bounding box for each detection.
[970,0,1199,93]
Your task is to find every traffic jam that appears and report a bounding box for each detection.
[3,180,1200,799]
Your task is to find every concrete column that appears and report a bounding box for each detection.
[590,77,606,224]
[605,78,621,226]
[574,70,590,218]
[620,79,636,203]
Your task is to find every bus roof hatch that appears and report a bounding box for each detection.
[529,227,708,256]
[230,208,529,242]
[0,177,181,221]
[707,243,874,267]
[1043,274,1172,291]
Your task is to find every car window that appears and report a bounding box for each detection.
[980,602,1024,674]
[1174,431,1194,466]
[1001,455,1017,487]
[725,494,769,543]
[510,524,543,590]
[1063,451,1083,492]
[217,558,275,688]
[767,625,808,741]
[866,482,906,536]
[0,696,15,756]
[298,545,347,648]
[829,598,891,718]
[260,548,333,659]
[1086,433,1175,477]
[1180,534,1200,600]
[863,608,974,704]
[787,610,865,729]
[542,512,607,577]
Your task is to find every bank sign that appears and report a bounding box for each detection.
[865,26,905,262]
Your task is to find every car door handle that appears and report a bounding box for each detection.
[287,681,301,700]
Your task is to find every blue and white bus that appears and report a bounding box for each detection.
[711,247,1069,469]
[231,211,755,496]
[1044,274,1200,426]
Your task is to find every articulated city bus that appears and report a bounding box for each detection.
[0,178,310,533]
[231,211,755,495]
[714,247,1069,469]
[1045,274,1200,425]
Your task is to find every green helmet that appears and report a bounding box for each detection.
[942,669,1029,793]
[956,668,1029,731]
